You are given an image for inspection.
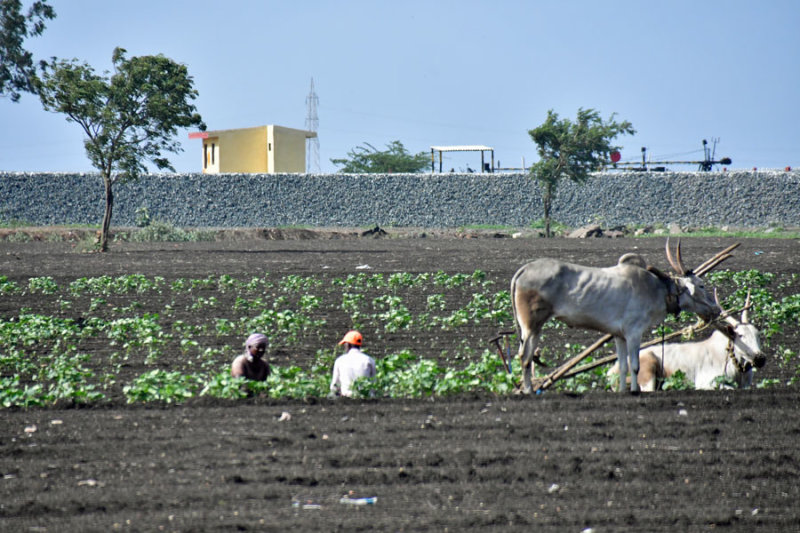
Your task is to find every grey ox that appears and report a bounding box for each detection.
[511,240,722,393]
[610,292,766,390]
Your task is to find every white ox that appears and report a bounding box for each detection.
[611,294,766,390]
[511,240,722,393]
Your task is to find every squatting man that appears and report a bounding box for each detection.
[231,333,271,381]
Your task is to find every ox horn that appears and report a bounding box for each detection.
[693,243,741,277]
[742,289,751,324]
[712,290,739,338]
[714,289,734,323]
[665,237,687,275]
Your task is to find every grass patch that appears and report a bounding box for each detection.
[130,221,216,243]
[675,227,800,239]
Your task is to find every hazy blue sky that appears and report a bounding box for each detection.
[2,0,798,173]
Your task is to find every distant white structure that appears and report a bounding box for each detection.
[305,78,320,173]
[430,145,494,173]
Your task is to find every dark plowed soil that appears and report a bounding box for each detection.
[1,232,799,532]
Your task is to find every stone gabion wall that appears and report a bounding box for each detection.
[1,170,797,229]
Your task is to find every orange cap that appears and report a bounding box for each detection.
[338,330,362,346]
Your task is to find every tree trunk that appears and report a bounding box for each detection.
[100,176,113,252]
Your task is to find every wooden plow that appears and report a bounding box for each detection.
[491,242,741,393]
[488,330,516,375]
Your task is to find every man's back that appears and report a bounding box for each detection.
[331,348,376,397]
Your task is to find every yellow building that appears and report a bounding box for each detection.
[189,125,317,173]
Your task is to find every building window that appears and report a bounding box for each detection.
[211,143,216,165]
[204,143,208,168]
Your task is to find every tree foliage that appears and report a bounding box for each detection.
[331,140,429,173]
[528,108,635,237]
[36,47,205,251]
[0,0,55,101]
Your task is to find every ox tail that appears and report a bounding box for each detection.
[510,264,547,368]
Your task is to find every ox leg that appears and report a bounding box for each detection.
[614,338,628,393]
[513,289,550,395]
[637,351,660,392]
[518,331,541,394]
[627,336,643,392]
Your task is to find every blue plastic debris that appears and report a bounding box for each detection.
[340,496,377,505]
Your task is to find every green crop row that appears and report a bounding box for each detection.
[0,269,797,406]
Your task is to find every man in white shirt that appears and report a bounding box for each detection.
[330,330,376,398]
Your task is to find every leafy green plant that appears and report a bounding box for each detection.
[711,375,739,390]
[662,370,694,391]
[372,295,413,332]
[28,276,59,295]
[388,272,416,290]
[433,350,516,395]
[5,231,32,242]
[123,369,201,403]
[426,293,447,311]
[279,274,322,292]
[200,372,251,399]
[44,353,105,404]
[131,220,215,242]
[341,292,366,328]
[265,365,329,398]
[190,276,218,291]
[171,278,191,292]
[0,376,45,407]
[69,274,163,296]
[135,206,151,227]
[106,314,169,364]
[190,295,219,311]
[243,304,325,344]
[0,275,21,294]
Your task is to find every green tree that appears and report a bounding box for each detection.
[0,0,55,101]
[331,140,428,173]
[529,108,635,237]
[37,47,205,252]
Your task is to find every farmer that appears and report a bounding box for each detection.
[231,333,271,381]
[330,330,376,397]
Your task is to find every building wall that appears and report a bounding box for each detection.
[202,138,220,173]
[214,126,268,173]
[197,125,311,174]
[268,125,309,173]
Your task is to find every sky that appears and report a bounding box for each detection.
[1,0,798,174]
